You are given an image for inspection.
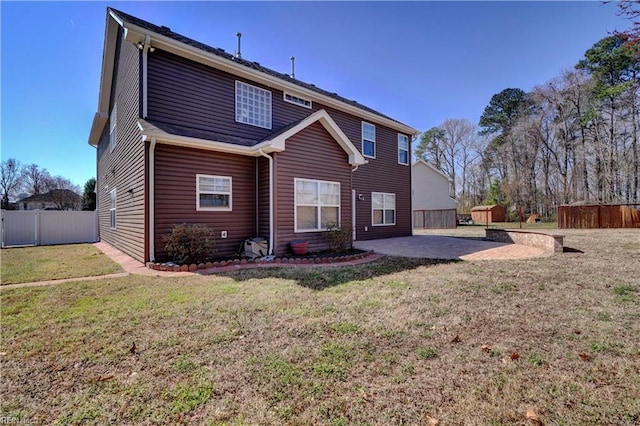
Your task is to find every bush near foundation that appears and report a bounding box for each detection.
[325,223,353,252]
[163,223,216,265]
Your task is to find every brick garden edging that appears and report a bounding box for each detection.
[146,250,377,273]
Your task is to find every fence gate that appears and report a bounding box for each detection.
[1,210,98,247]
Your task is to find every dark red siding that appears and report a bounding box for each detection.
[146,48,412,248]
[153,144,257,260]
[96,31,147,262]
[257,156,271,241]
[273,122,353,256]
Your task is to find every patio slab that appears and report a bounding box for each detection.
[354,234,547,260]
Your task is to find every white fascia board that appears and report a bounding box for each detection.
[122,24,419,136]
[142,130,264,156]
[88,112,108,147]
[89,13,121,147]
[264,109,367,166]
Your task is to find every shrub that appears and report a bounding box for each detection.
[325,222,353,252]
[163,223,216,265]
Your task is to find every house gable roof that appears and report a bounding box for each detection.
[412,159,453,182]
[263,110,367,166]
[139,109,367,166]
[18,189,82,203]
[89,7,419,146]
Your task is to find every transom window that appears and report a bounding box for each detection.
[235,81,272,129]
[109,104,117,152]
[398,134,409,165]
[295,178,340,232]
[284,92,312,109]
[362,122,376,158]
[197,174,232,211]
[372,192,395,226]
[109,189,117,229]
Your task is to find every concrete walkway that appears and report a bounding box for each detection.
[354,234,546,260]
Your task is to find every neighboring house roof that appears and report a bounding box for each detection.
[412,159,453,182]
[471,205,501,211]
[139,109,367,166]
[89,7,419,146]
[18,189,82,204]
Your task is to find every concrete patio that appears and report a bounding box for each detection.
[354,234,547,260]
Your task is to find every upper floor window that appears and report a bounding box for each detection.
[284,92,312,109]
[235,81,272,129]
[295,178,340,232]
[197,174,232,211]
[109,104,117,152]
[362,122,375,158]
[372,192,395,226]
[398,134,409,165]
[109,189,117,229]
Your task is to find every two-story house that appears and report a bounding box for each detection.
[88,8,419,263]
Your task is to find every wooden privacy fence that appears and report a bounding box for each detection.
[1,210,99,247]
[413,209,457,229]
[557,204,640,229]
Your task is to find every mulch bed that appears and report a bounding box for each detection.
[146,248,374,272]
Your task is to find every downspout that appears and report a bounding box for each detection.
[351,164,358,241]
[258,148,274,255]
[149,137,156,262]
[142,35,150,118]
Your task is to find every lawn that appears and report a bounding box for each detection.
[0,244,123,285]
[1,229,639,425]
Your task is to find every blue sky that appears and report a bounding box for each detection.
[1,1,629,189]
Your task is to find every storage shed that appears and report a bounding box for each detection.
[471,205,506,224]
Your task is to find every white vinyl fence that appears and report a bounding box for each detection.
[1,210,98,247]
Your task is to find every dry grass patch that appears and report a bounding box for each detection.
[0,244,122,285]
[1,229,639,424]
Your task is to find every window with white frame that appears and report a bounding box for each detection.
[284,92,312,109]
[109,189,117,229]
[109,104,117,152]
[197,174,232,211]
[295,179,340,232]
[235,81,272,129]
[372,192,395,226]
[398,134,409,165]
[362,122,375,158]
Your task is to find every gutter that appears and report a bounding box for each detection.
[142,35,150,118]
[258,148,274,255]
[148,137,156,262]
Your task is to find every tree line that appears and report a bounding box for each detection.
[416,3,640,220]
[0,159,96,211]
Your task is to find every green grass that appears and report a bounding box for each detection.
[1,229,640,424]
[0,244,123,284]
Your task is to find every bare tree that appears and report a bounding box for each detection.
[1,159,22,209]
[21,164,52,195]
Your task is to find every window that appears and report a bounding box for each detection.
[109,189,117,229]
[109,104,117,152]
[235,81,272,129]
[372,192,395,226]
[197,174,232,211]
[284,92,312,109]
[398,134,409,165]
[295,179,340,232]
[362,122,375,158]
